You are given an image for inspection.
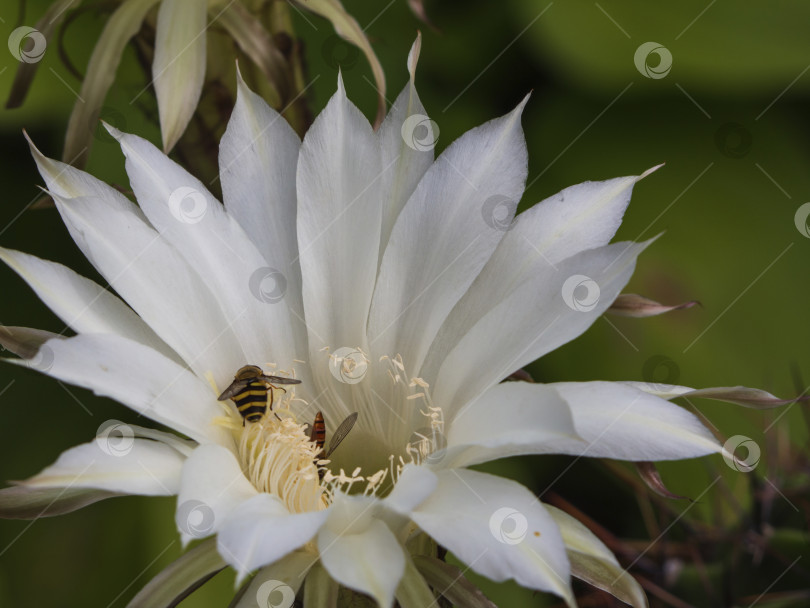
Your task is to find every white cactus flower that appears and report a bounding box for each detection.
[0,37,767,608]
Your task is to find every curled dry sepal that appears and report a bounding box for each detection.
[607,293,700,318]
[0,36,794,608]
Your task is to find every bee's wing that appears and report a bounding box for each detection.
[325,412,359,458]
[262,375,302,386]
[217,379,249,401]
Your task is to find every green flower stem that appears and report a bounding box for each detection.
[394,554,438,608]
[126,538,226,608]
[304,561,339,608]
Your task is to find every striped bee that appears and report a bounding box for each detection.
[217,365,301,424]
[309,411,358,476]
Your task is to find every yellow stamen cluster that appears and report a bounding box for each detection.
[239,415,326,513]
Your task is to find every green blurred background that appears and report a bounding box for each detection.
[1,1,808,606]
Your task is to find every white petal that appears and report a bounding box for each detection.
[376,34,434,259]
[505,172,655,268]
[152,0,207,151]
[433,240,649,416]
[108,128,301,369]
[384,463,437,515]
[441,382,581,468]
[422,174,651,379]
[0,246,180,365]
[546,505,647,607]
[52,192,244,383]
[410,469,572,603]
[176,444,258,546]
[19,438,184,495]
[219,70,305,353]
[26,133,145,218]
[551,381,721,459]
[296,77,382,353]
[368,98,528,374]
[17,333,230,445]
[318,494,405,608]
[232,552,314,608]
[218,494,327,585]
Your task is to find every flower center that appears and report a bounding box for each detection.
[213,352,447,512]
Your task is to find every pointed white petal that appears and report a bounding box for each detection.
[219,71,305,353]
[546,505,648,607]
[108,128,301,369]
[410,469,573,604]
[296,77,382,355]
[506,173,654,268]
[441,382,580,468]
[550,381,721,460]
[0,247,180,364]
[368,99,528,374]
[27,133,145,218]
[423,174,651,379]
[377,34,434,259]
[52,192,244,383]
[14,334,229,445]
[218,494,327,584]
[434,240,649,416]
[176,444,258,545]
[318,494,405,608]
[19,438,184,495]
[152,0,207,151]
[232,551,314,608]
